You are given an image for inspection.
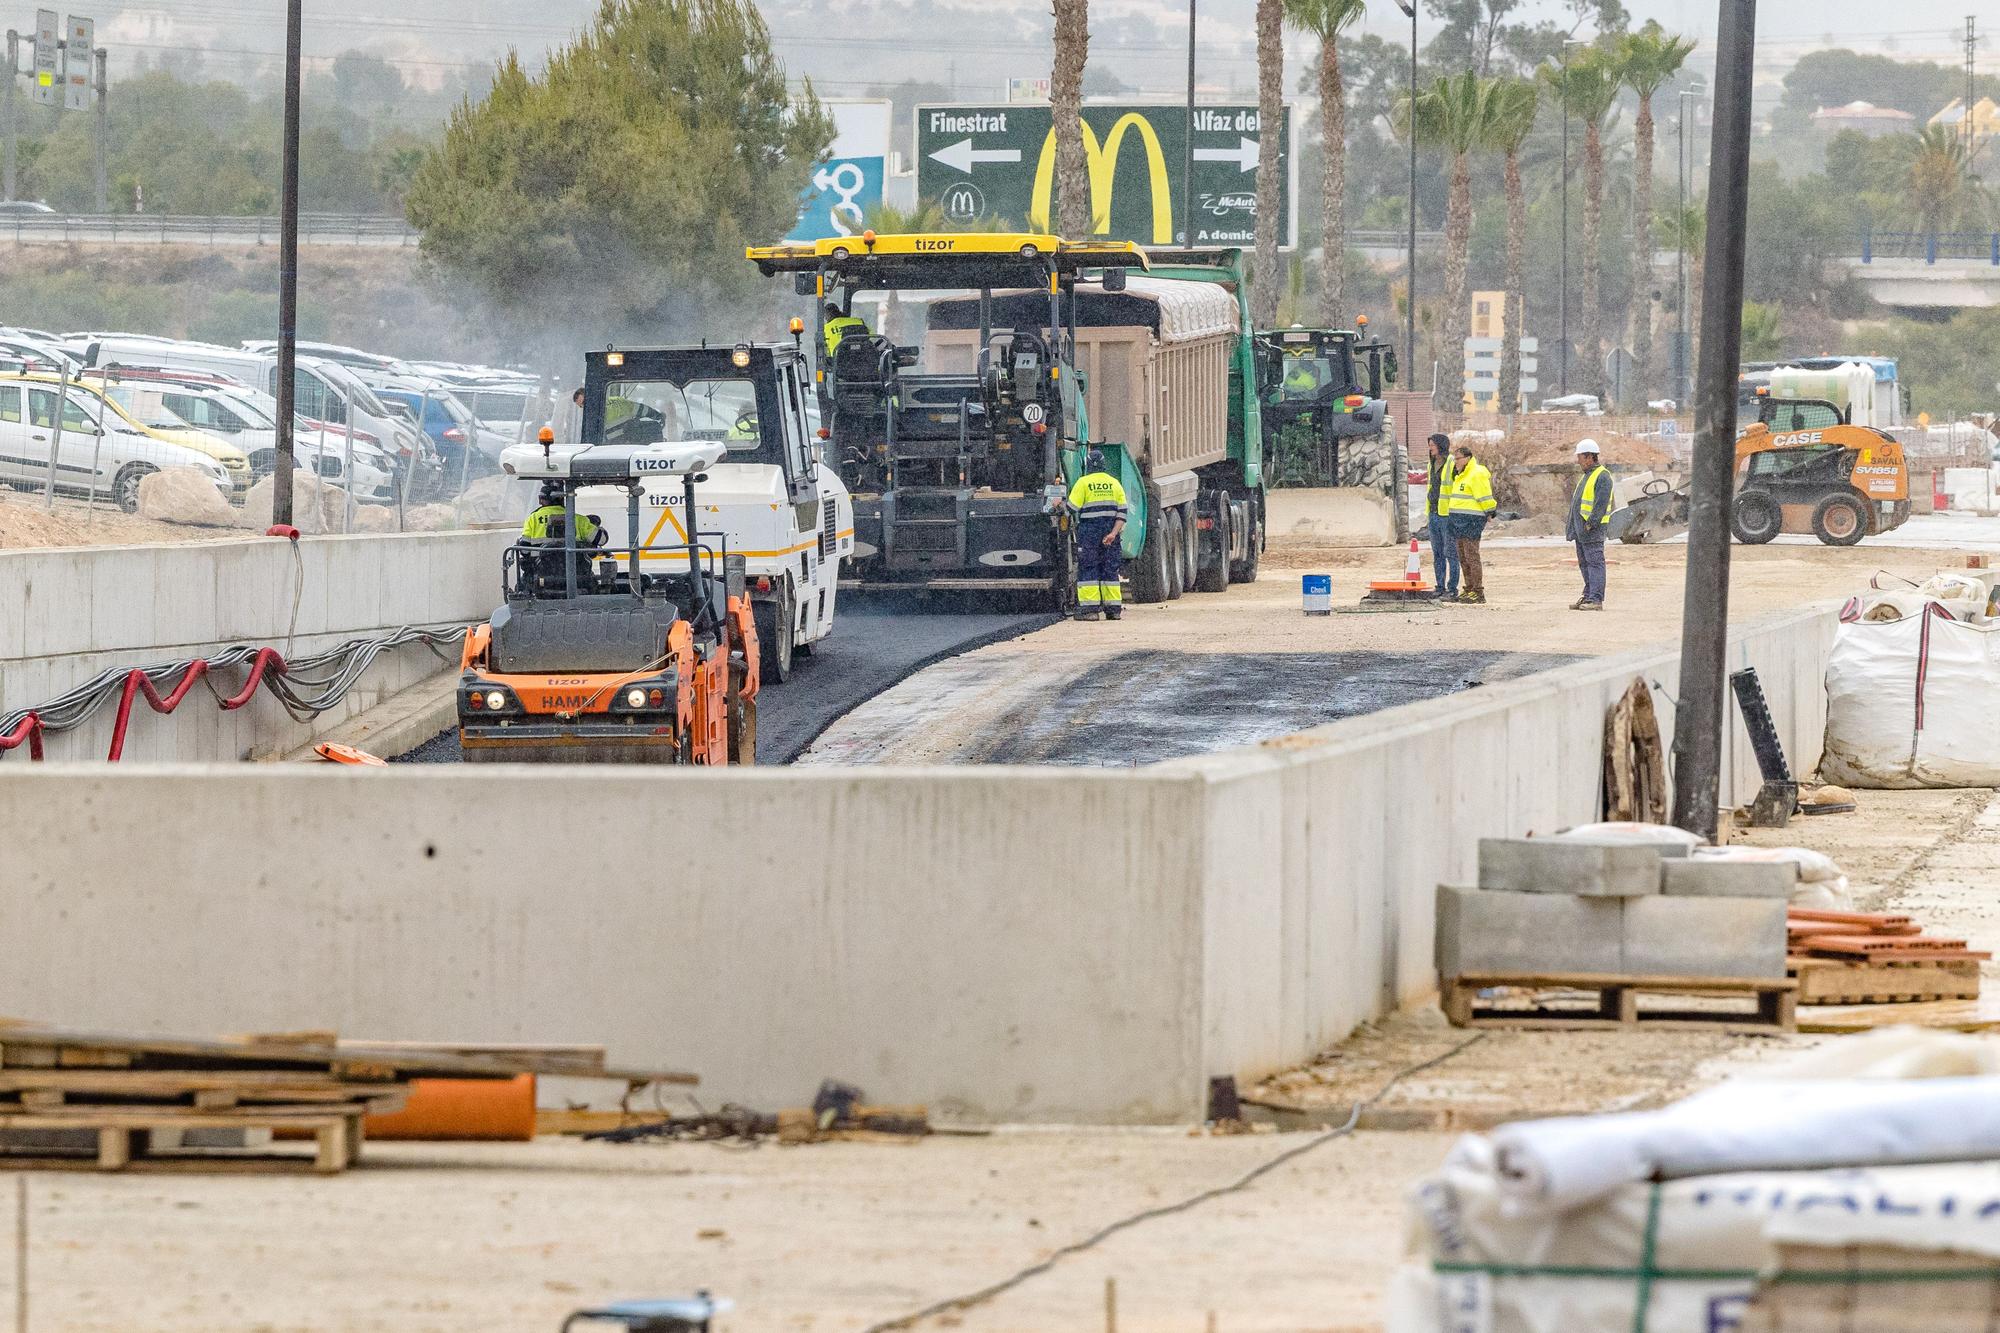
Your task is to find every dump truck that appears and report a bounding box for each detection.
[457,438,759,764]
[745,232,1267,603]
[574,342,854,684]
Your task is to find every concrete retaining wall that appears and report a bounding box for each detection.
[0,530,511,761]
[0,603,1837,1124]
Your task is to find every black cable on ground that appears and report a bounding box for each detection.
[859,1032,1490,1333]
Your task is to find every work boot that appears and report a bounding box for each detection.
[1570,596,1589,610]
[1579,600,1603,611]
[1105,606,1123,621]
[1073,608,1102,622]
[1462,591,1487,605]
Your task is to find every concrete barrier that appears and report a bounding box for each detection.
[0,530,510,761]
[0,603,1837,1124]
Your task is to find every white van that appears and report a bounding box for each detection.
[77,337,429,483]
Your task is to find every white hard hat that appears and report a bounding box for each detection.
[1575,438,1602,456]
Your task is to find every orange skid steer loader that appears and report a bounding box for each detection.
[458,438,759,764]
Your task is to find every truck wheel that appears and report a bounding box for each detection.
[753,579,795,683]
[1164,509,1187,599]
[1127,514,1171,604]
[1730,492,1781,545]
[1229,499,1262,583]
[1194,495,1231,592]
[1811,492,1868,546]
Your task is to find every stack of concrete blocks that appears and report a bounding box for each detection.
[1436,840,1797,980]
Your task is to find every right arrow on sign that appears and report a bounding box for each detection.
[1192,136,1261,173]
[928,138,1025,175]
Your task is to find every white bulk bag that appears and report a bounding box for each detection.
[1822,605,2000,788]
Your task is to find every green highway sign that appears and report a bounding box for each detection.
[914,102,1295,249]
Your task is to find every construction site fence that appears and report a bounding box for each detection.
[0,212,416,248]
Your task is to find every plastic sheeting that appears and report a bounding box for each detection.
[1491,1078,2000,1219]
[1822,605,2000,788]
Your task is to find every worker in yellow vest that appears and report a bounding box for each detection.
[1566,438,1613,610]
[1424,433,1459,599]
[1067,448,1129,620]
[1446,443,1496,604]
[823,303,869,359]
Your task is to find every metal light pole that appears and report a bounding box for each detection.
[1396,0,1417,388]
[91,47,105,213]
[1675,86,1700,409]
[1182,0,1195,247]
[1557,39,1579,396]
[2,31,17,202]
[1670,0,1757,840]
[273,0,302,527]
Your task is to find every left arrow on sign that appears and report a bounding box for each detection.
[1192,135,1262,173]
[928,138,1025,174]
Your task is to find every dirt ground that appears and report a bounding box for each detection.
[0,491,240,549]
[31,785,1993,1333]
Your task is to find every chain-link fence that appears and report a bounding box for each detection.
[0,353,554,536]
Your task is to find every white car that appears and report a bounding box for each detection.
[0,376,237,512]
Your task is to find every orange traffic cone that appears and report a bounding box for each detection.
[1367,538,1432,596]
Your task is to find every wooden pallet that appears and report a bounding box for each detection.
[0,1104,369,1173]
[1791,955,1984,1005]
[1442,972,1798,1033]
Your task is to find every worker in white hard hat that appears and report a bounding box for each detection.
[1565,438,1612,610]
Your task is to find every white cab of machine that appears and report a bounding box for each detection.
[499,439,727,479]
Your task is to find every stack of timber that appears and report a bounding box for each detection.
[1788,909,1989,1005]
[0,1026,695,1174]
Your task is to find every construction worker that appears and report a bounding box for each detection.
[1567,438,1613,610]
[1446,443,1496,605]
[1425,433,1459,599]
[726,404,759,443]
[1282,352,1321,399]
[823,302,869,359]
[1067,448,1128,621]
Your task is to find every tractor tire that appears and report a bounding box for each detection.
[1731,491,1782,545]
[1194,494,1231,593]
[753,579,795,684]
[1128,512,1172,604]
[113,463,157,515]
[1229,496,1262,584]
[1164,508,1187,599]
[1811,492,1869,546]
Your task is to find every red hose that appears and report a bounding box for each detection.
[0,714,43,761]
[219,648,288,710]
[106,662,214,761]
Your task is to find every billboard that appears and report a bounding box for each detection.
[914,102,1295,247]
[788,99,891,243]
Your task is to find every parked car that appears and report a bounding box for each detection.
[374,381,510,481]
[85,367,396,502]
[0,373,242,512]
[70,337,434,489]
[238,339,419,378]
[0,201,57,217]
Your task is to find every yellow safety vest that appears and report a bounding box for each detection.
[1428,457,1457,518]
[824,316,868,357]
[1066,471,1129,522]
[1446,459,1496,516]
[1574,464,1611,525]
[522,505,600,542]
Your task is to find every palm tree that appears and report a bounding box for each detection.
[1406,71,1498,407]
[1253,0,1285,325]
[1542,48,1620,403]
[1050,0,1091,238]
[1284,0,1368,326]
[1481,77,1538,415]
[1908,125,1991,236]
[1617,23,1696,407]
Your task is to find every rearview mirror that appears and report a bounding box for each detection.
[1383,350,1399,386]
[1102,267,1128,293]
[794,273,817,297]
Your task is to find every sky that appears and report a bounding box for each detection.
[63,0,1991,98]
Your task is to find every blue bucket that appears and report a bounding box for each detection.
[1301,574,1333,615]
